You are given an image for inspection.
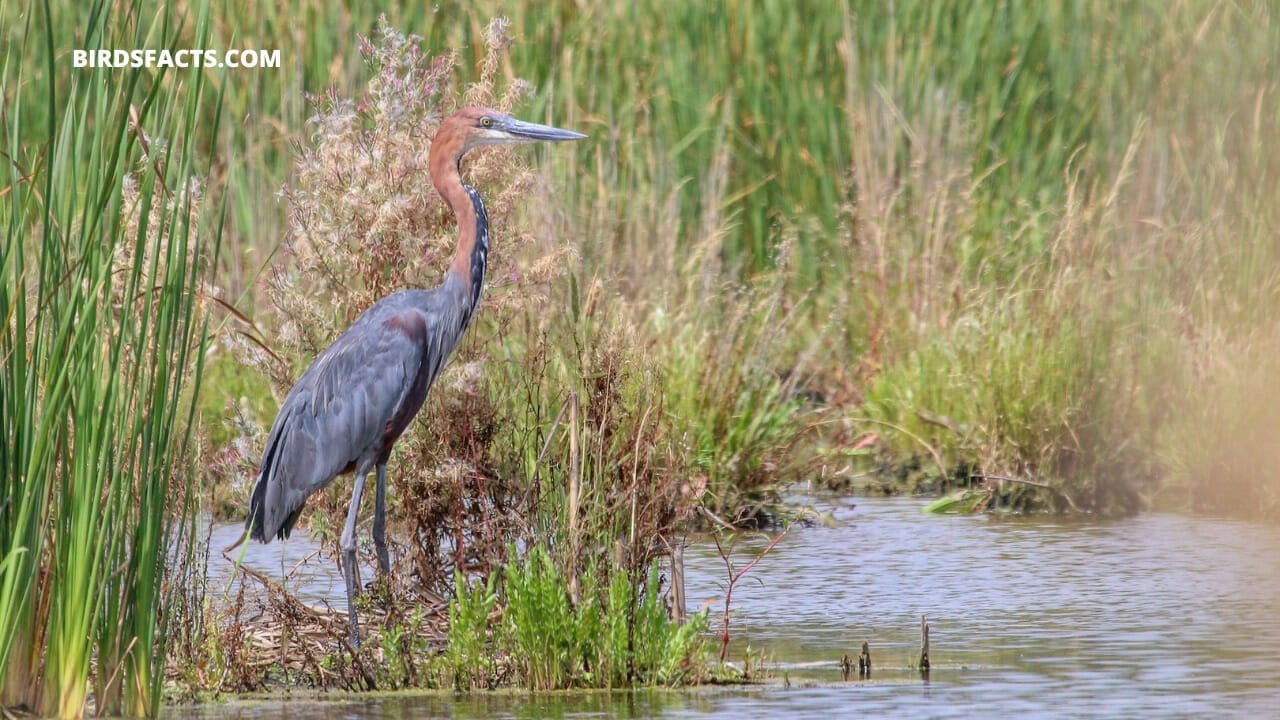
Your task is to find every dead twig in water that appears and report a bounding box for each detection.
[919,615,930,675]
[712,526,789,663]
[699,505,741,532]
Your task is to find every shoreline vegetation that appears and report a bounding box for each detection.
[2,0,1278,715]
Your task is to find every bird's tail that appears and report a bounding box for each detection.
[245,468,270,543]
[245,406,292,543]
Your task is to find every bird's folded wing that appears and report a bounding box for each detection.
[251,304,433,539]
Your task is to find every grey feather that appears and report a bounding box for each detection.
[246,277,476,542]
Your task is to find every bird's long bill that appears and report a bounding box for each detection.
[503,117,587,143]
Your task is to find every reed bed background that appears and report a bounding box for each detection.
[2,0,1279,715]
[193,0,1279,515]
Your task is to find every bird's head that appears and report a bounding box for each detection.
[435,107,587,162]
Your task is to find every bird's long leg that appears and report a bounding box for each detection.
[373,463,391,576]
[340,469,369,647]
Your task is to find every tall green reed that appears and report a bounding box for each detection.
[0,0,218,715]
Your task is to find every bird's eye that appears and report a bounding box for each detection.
[480,116,493,127]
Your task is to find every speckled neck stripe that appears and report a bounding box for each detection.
[463,183,489,310]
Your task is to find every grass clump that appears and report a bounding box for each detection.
[501,547,594,690]
[447,546,706,691]
[859,289,1150,513]
[446,571,499,691]
[660,292,810,524]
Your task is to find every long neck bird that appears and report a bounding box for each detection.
[240,107,585,645]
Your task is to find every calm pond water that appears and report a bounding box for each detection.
[187,497,1280,718]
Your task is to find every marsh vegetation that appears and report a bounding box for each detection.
[2,0,1278,716]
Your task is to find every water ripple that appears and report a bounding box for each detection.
[192,497,1280,718]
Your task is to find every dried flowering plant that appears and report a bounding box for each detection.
[259,18,541,374]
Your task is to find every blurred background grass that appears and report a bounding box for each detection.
[5,0,1279,522]
[186,0,1279,516]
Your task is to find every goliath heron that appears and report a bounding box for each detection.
[239,107,585,645]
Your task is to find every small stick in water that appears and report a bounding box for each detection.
[919,615,930,675]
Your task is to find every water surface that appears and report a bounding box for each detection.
[191,497,1280,718]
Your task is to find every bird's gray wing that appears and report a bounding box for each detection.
[247,300,435,541]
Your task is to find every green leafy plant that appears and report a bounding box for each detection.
[496,546,706,690]
[447,571,499,691]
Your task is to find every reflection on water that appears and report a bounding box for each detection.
[208,522,348,610]
[173,687,780,720]
[191,497,1280,718]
